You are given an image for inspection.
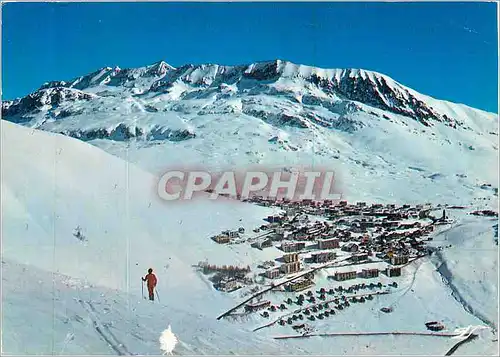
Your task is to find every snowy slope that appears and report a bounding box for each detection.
[5,257,496,356]
[428,213,499,329]
[1,120,281,296]
[2,259,295,355]
[0,120,287,354]
[2,120,498,355]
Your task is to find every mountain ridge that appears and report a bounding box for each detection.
[3,59,496,126]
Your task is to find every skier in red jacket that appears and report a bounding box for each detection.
[142,268,157,301]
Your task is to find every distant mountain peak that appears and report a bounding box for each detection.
[2,59,492,132]
[145,60,175,76]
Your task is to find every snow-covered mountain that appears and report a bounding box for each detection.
[4,60,496,130]
[2,60,498,206]
[2,120,498,355]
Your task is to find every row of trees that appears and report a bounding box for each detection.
[198,262,251,275]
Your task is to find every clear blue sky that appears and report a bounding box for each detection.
[2,1,498,113]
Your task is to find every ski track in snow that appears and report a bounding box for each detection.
[77,298,133,355]
[428,216,499,332]
[433,249,497,332]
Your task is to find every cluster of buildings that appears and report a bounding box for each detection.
[265,252,303,279]
[331,266,401,281]
[318,237,340,249]
[208,199,438,299]
[281,241,306,252]
[284,277,315,292]
[253,200,436,283]
[214,277,243,292]
[211,227,245,244]
[213,197,455,325]
[244,196,434,220]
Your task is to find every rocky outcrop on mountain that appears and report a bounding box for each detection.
[59,123,195,142]
[2,87,96,118]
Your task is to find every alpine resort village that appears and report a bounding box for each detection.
[200,196,497,336]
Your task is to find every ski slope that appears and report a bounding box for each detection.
[428,213,499,330]
[1,120,498,355]
[1,120,283,293]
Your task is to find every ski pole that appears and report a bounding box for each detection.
[141,279,145,299]
[155,288,161,303]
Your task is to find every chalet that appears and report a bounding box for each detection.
[212,235,230,244]
[216,278,241,292]
[222,230,239,238]
[333,271,357,281]
[425,321,445,332]
[349,253,369,263]
[319,232,334,240]
[391,255,409,266]
[398,222,419,229]
[344,209,361,216]
[341,230,352,239]
[311,251,336,263]
[283,252,299,263]
[271,232,285,241]
[385,266,402,277]
[280,261,301,274]
[307,225,325,236]
[245,300,271,312]
[339,200,348,206]
[266,215,284,223]
[361,268,379,278]
[318,238,340,250]
[265,268,280,279]
[342,243,359,253]
[281,242,306,253]
[251,238,273,250]
[357,201,367,207]
[291,232,308,240]
[285,278,314,292]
